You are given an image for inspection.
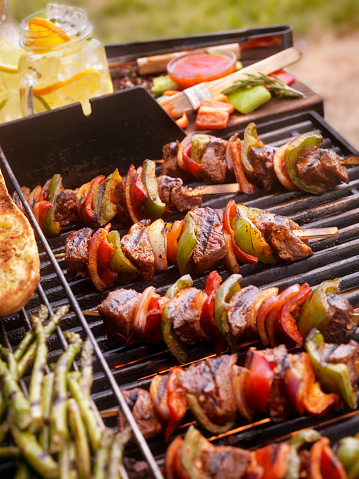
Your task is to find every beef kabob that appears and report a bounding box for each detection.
[64,201,325,291]
[161,123,356,194]
[96,270,358,364]
[114,332,359,441]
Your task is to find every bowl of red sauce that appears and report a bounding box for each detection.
[167,50,237,89]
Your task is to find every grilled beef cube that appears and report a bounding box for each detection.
[227,286,260,342]
[121,220,155,281]
[118,388,163,438]
[189,207,227,273]
[113,176,129,221]
[122,458,154,479]
[200,138,228,184]
[296,145,349,189]
[65,227,93,278]
[171,287,205,345]
[320,293,356,344]
[199,445,250,479]
[248,146,280,191]
[181,354,238,426]
[53,189,79,225]
[156,175,202,214]
[253,213,313,262]
[98,288,140,346]
[161,141,190,180]
[322,340,359,391]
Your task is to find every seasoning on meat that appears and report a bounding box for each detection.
[53,189,78,225]
[156,175,202,213]
[171,287,205,345]
[248,145,280,191]
[200,138,228,184]
[65,227,93,278]
[121,220,155,281]
[227,286,261,342]
[320,293,356,344]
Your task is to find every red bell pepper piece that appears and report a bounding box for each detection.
[176,111,189,129]
[224,200,258,264]
[308,437,347,479]
[164,436,189,479]
[182,143,201,177]
[82,175,105,226]
[256,294,278,347]
[229,138,256,194]
[33,200,52,230]
[245,349,275,414]
[199,100,235,114]
[194,105,230,130]
[131,166,147,216]
[272,70,296,85]
[254,443,292,479]
[200,271,225,352]
[144,296,169,343]
[276,283,312,348]
[166,220,183,267]
[166,367,187,442]
[88,224,117,291]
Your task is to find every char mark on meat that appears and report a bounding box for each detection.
[53,189,79,225]
[171,287,204,345]
[118,388,163,438]
[248,146,280,191]
[227,286,260,342]
[253,212,313,262]
[98,288,141,346]
[200,138,228,184]
[65,227,93,277]
[180,354,238,426]
[296,145,349,189]
[189,207,227,273]
[121,220,155,281]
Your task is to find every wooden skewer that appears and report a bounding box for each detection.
[340,155,359,165]
[159,47,302,118]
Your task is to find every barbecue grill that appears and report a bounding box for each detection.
[1,83,359,478]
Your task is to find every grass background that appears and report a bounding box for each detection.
[9,0,359,45]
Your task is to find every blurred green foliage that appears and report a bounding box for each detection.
[9,0,359,44]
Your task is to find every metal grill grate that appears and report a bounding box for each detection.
[1,108,359,477]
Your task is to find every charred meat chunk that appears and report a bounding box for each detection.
[200,138,228,184]
[53,189,79,225]
[121,220,155,281]
[113,176,129,221]
[12,187,31,215]
[253,213,313,262]
[248,146,280,191]
[189,207,227,273]
[227,286,260,342]
[156,175,202,214]
[118,388,163,439]
[322,340,359,391]
[65,227,93,278]
[296,145,349,189]
[161,141,190,180]
[171,287,205,345]
[98,288,140,346]
[321,293,356,344]
[180,354,238,426]
[199,444,250,479]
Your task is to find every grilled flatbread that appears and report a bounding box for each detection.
[0,169,40,317]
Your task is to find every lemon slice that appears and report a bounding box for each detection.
[32,68,102,97]
[0,63,18,74]
[28,17,71,48]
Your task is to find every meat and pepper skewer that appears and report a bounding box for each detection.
[93,271,358,364]
[162,123,355,194]
[63,202,338,292]
[114,333,359,443]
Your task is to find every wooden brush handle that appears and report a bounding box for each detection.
[207,46,302,97]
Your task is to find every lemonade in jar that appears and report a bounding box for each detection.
[0,0,22,122]
[18,3,113,116]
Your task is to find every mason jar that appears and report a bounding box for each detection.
[18,3,113,116]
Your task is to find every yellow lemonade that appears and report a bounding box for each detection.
[18,4,113,116]
[0,0,22,122]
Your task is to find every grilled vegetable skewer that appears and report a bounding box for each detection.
[96,272,356,364]
[64,202,326,291]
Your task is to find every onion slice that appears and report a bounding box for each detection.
[250,287,279,337]
[88,228,109,291]
[149,375,171,422]
[133,286,156,337]
[231,364,254,421]
[148,218,168,270]
[273,143,298,191]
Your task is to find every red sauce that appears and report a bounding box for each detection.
[167,51,236,89]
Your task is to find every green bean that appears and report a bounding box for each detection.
[67,398,91,479]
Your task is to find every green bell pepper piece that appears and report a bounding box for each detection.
[286,429,322,479]
[43,173,62,237]
[141,159,166,219]
[284,133,324,194]
[186,393,235,434]
[227,85,271,115]
[191,134,211,164]
[240,122,265,181]
[160,275,193,363]
[176,214,197,275]
[151,75,179,96]
[181,426,209,479]
[305,329,357,409]
[214,273,242,352]
[92,169,122,227]
[336,436,359,474]
[297,278,340,340]
[107,231,138,283]
[232,205,276,264]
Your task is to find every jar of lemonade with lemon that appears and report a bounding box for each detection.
[18,3,113,116]
[0,0,22,122]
